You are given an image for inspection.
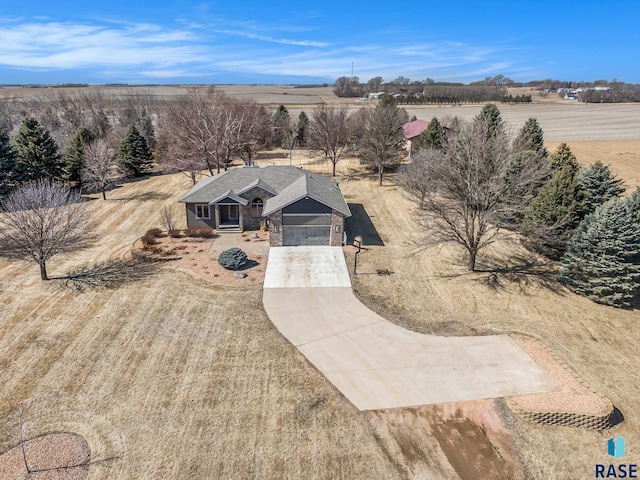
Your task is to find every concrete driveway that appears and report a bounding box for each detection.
[263,247,556,410]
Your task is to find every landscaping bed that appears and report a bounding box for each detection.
[135,229,266,285]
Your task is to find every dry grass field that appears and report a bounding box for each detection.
[0,172,406,479]
[1,86,639,478]
[336,164,640,479]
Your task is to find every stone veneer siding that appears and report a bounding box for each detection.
[239,187,274,231]
[268,210,283,247]
[330,210,346,246]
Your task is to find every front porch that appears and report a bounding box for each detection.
[217,203,242,230]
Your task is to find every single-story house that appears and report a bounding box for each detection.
[178,165,351,247]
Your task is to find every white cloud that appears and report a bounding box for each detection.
[0,21,208,71]
[0,19,528,82]
[211,29,331,48]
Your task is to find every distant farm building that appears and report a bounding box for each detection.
[403,119,429,159]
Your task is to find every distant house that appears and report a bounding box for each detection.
[178,166,351,247]
[403,119,429,159]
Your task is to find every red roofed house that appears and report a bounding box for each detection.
[402,119,429,160]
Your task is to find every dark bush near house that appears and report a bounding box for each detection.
[217,248,248,270]
[145,228,163,238]
[185,228,215,238]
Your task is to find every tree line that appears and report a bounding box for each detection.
[334,75,640,103]
[398,105,640,308]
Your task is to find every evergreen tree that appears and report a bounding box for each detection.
[0,130,21,197]
[415,117,445,150]
[12,117,64,181]
[117,125,153,177]
[549,142,577,171]
[628,187,640,222]
[516,117,547,157]
[65,126,95,186]
[559,198,640,308]
[271,105,291,147]
[578,161,625,215]
[523,156,583,259]
[474,103,503,139]
[297,111,309,146]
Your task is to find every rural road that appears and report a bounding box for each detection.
[263,247,557,410]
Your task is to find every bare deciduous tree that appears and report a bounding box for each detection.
[309,104,351,176]
[414,118,547,271]
[156,107,203,184]
[160,88,239,175]
[282,120,301,165]
[398,148,442,209]
[230,100,271,167]
[158,87,227,176]
[361,101,408,185]
[82,138,116,200]
[0,179,95,280]
[159,204,178,237]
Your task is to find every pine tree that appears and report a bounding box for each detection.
[549,142,577,171]
[578,161,624,215]
[271,105,291,148]
[416,117,445,150]
[628,187,640,222]
[559,198,640,308]
[474,103,503,139]
[65,126,95,186]
[0,130,21,197]
[523,157,583,259]
[12,117,64,181]
[516,117,547,157]
[117,125,153,177]
[297,111,309,146]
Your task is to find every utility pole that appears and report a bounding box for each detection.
[351,62,354,79]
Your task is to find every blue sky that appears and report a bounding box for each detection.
[1,1,639,85]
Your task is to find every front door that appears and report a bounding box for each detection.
[219,204,240,226]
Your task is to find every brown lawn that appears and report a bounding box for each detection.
[1,93,639,479]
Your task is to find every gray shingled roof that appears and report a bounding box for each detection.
[178,166,351,217]
[209,190,249,205]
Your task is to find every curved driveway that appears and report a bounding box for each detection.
[263,247,556,411]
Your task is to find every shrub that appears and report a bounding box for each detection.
[186,228,215,238]
[217,247,248,270]
[145,228,163,238]
[140,235,158,248]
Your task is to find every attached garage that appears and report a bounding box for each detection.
[282,214,331,246]
[281,198,333,246]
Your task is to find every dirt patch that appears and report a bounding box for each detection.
[0,433,90,479]
[369,400,524,480]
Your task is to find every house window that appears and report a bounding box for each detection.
[195,204,210,219]
[251,198,264,217]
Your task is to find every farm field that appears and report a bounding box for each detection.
[3,84,640,141]
[1,87,639,478]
